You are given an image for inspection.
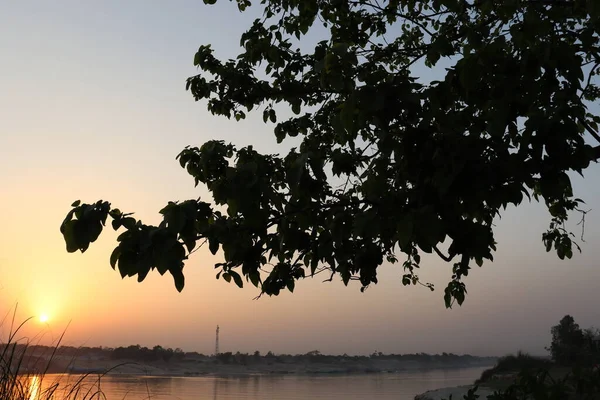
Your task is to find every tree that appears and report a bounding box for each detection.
[549,315,586,366]
[583,327,600,347]
[173,347,186,361]
[60,0,600,307]
[216,351,234,364]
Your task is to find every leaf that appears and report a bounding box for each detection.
[287,279,295,293]
[396,214,413,250]
[209,240,219,255]
[60,209,75,233]
[167,207,186,233]
[71,200,81,207]
[110,247,121,269]
[87,222,103,244]
[117,251,135,279]
[183,237,196,253]
[137,264,151,282]
[455,288,465,306]
[290,154,308,187]
[222,272,231,283]
[230,270,243,288]
[292,101,301,115]
[249,271,260,287]
[414,254,421,264]
[62,220,79,253]
[122,217,137,230]
[171,268,185,292]
[227,199,239,216]
[444,291,452,309]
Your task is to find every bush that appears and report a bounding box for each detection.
[455,367,600,400]
[476,352,553,384]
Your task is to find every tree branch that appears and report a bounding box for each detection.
[578,118,600,160]
[580,61,600,101]
[433,246,455,262]
[349,0,436,38]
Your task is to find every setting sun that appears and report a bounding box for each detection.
[39,314,49,323]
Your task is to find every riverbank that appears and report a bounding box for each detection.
[413,353,559,399]
[414,385,494,400]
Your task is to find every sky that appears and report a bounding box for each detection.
[1,1,600,358]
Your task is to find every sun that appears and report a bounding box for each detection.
[39,314,49,323]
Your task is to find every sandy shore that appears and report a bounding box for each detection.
[414,385,495,400]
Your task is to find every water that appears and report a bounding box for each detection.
[30,367,487,400]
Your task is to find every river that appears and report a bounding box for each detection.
[28,367,487,400]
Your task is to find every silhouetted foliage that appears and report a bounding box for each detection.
[466,317,600,399]
[450,367,600,400]
[61,0,600,307]
[215,352,234,364]
[111,345,179,363]
[476,351,552,384]
[548,315,600,367]
[1,343,493,369]
[549,315,585,366]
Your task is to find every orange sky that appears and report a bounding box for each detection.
[1,1,600,357]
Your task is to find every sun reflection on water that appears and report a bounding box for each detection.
[28,376,40,400]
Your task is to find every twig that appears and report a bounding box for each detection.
[576,208,592,242]
[433,246,455,262]
[188,239,208,256]
[580,61,600,101]
[579,118,600,145]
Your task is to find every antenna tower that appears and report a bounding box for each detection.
[215,325,220,355]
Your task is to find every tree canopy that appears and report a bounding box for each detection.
[61,0,600,307]
[549,315,586,365]
[549,315,600,366]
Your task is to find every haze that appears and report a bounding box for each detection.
[1,1,599,357]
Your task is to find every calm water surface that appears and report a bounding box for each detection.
[33,367,488,400]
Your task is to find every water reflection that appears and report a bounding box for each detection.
[28,376,40,400]
[142,376,173,395]
[29,367,488,400]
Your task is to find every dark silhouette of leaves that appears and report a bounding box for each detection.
[61,0,600,307]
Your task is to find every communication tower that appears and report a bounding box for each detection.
[215,325,220,355]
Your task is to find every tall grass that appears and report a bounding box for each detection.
[0,307,106,400]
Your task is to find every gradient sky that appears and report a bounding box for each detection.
[1,1,600,357]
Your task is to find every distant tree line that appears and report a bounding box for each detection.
[0,344,189,363]
[0,343,494,366]
[110,345,186,362]
[213,349,492,365]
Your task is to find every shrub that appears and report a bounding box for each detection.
[476,352,553,384]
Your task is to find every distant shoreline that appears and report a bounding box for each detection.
[9,345,496,378]
[53,360,494,378]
